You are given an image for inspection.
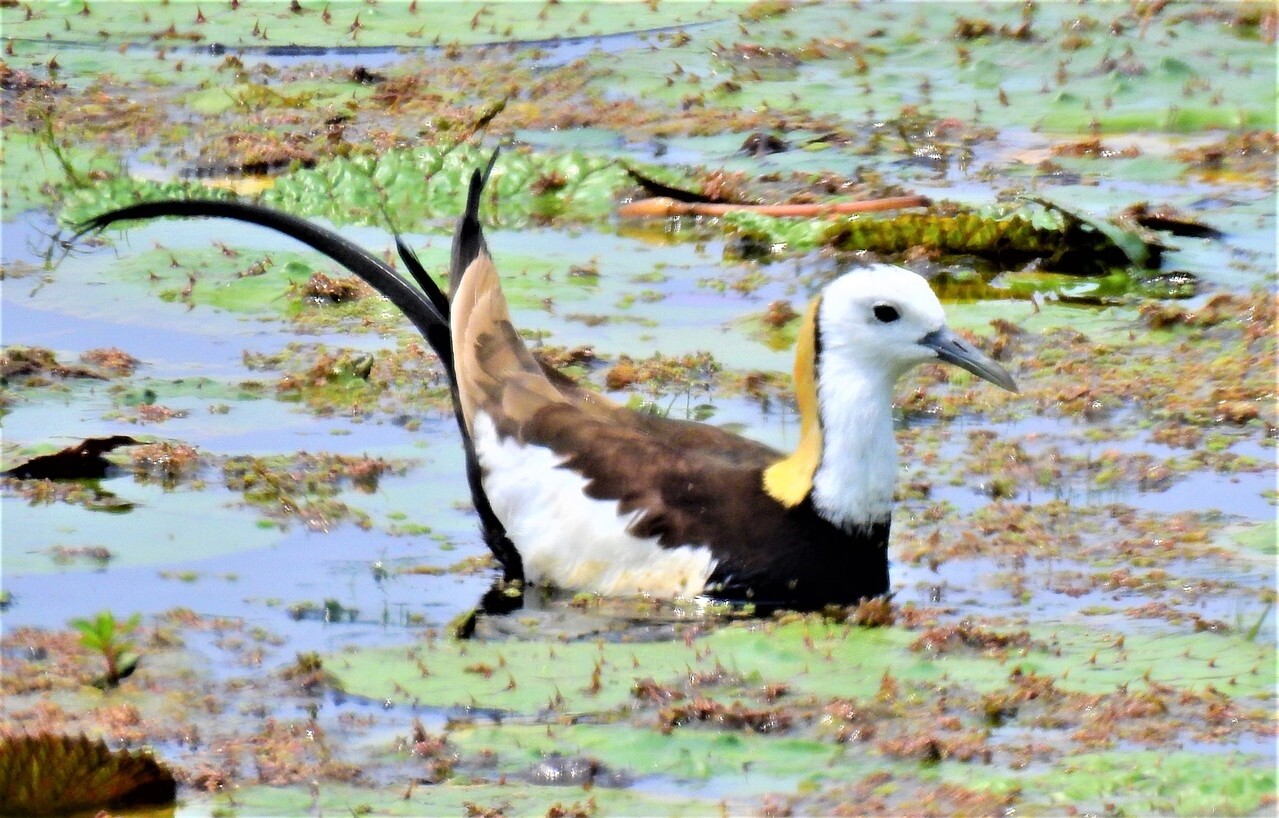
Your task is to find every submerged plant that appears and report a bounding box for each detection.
[69,610,141,689]
[33,104,88,191]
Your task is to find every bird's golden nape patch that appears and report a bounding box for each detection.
[762,297,823,507]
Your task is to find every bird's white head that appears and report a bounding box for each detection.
[816,264,1018,392]
[762,263,1017,524]
[795,264,1017,529]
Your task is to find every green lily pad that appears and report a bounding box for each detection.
[1230,521,1278,557]
[60,177,233,228]
[1,132,117,215]
[188,779,719,818]
[62,146,643,232]
[262,146,635,228]
[959,750,1276,817]
[64,245,320,315]
[944,299,1145,343]
[447,720,854,791]
[1,0,716,49]
[329,619,1275,714]
[596,2,1275,135]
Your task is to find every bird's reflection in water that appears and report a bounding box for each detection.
[462,579,765,642]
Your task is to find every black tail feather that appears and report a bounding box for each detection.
[78,200,447,342]
[449,147,499,298]
[440,147,525,583]
[394,236,450,320]
[78,171,525,586]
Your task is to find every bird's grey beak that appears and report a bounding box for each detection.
[920,327,1018,393]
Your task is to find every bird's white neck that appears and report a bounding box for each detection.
[810,355,898,531]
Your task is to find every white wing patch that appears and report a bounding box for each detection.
[472,412,716,598]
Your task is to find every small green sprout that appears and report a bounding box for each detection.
[70,610,141,689]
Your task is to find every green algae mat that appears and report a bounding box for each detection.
[2,1,1275,816]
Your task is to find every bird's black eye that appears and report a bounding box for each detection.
[873,303,900,323]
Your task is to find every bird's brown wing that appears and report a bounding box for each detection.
[519,401,780,550]
[450,242,784,523]
[450,250,621,434]
[452,242,781,456]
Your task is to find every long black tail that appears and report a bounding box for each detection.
[447,147,500,298]
[395,149,524,582]
[393,146,497,307]
[78,176,524,584]
[76,200,453,368]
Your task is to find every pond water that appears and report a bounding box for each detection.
[1,2,1274,815]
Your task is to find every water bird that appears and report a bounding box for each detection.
[80,152,1017,609]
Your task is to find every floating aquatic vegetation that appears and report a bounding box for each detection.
[0,346,125,383]
[128,441,202,488]
[69,609,141,689]
[60,177,233,227]
[62,146,638,231]
[3,1,1275,814]
[261,145,633,229]
[973,751,1277,817]
[187,129,322,177]
[1139,291,1277,332]
[0,474,136,514]
[722,198,1161,275]
[603,350,720,401]
[298,270,371,304]
[221,451,404,531]
[314,610,1275,814]
[328,616,1276,712]
[0,0,710,49]
[243,340,452,417]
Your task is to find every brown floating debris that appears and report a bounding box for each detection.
[619,194,931,218]
[303,271,371,303]
[739,131,789,156]
[1,347,112,380]
[1119,202,1225,240]
[79,347,140,376]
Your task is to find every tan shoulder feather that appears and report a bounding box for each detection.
[450,252,561,433]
